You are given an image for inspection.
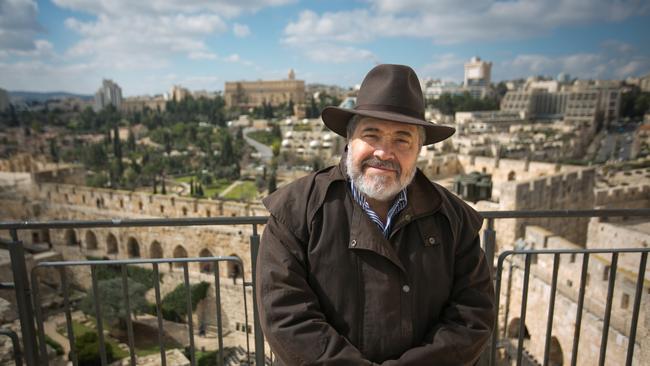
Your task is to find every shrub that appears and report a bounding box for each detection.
[161,282,210,322]
[71,332,115,366]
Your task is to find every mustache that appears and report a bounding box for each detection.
[362,158,401,175]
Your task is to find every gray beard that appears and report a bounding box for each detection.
[346,151,417,202]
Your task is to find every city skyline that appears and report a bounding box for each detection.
[0,0,649,96]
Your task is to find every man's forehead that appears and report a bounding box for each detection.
[356,117,417,135]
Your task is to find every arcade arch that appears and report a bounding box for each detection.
[150,241,163,258]
[127,237,140,258]
[199,248,214,273]
[85,231,98,250]
[106,233,119,255]
[65,229,78,246]
[227,254,243,284]
[173,245,188,269]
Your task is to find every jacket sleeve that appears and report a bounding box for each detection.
[256,214,377,366]
[382,235,495,366]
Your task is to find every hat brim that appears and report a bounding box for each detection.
[321,106,455,145]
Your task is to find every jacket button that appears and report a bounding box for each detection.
[404,214,411,221]
[402,285,410,293]
[428,237,436,245]
[350,239,357,247]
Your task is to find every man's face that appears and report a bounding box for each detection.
[346,117,421,202]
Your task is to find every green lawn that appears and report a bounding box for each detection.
[247,130,280,146]
[174,175,195,184]
[174,176,233,198]
[223,181,259,200]
[62,319,160,359]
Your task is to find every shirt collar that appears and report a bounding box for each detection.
[349,180,408,238]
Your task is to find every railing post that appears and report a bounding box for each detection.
[8,229,38,366]
[250,224,266,366]
[478,218,497,366]
[0,329,23,366]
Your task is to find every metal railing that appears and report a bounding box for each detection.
[1,208,649,366]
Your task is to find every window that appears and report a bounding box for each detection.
[621,294,630,309]
[602,265,610,281]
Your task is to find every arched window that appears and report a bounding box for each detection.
[508,171,516,181]
[85,231,98,250]
[150,241,163,258]
[173,245,188,269]
[127,237,140,258]
[106,233,119,255]
[227,254,243,284]
[506,317,530,340]
[65,229,78,246]
[199,248,214,273]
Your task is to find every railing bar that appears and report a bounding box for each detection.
[0,329,23,366]
[516,254,532,366]
[599,252,618,366]
[250,225,265,366]
[242,259,251,366]
[60,267,78,366]
[183,263,196,366]
[213,261,224,366]
[120,265,137,366]
[542,253,560,366]
[8,229,38,366]
[625,252,647,366]
[34,255,242,268]
[4,208,650,230]
[571,253,589,366]
[30,269,48,365]
[490,252,507,366]
[503,262,514,338]
[90,266,108,366]
[152,263,167,366]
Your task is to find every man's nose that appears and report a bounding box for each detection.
[373,141,395,160]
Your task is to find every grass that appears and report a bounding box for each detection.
[223,181,259,200]
[61,319,160,359]
[247,130,280,146]
[174,175,194,184]
[174,176,233,198]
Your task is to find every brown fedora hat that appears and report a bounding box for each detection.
[321,64,455,145]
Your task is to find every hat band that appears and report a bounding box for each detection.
[355,103,424,120]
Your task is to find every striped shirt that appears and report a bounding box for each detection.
[350,181,408,238]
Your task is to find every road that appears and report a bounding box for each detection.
[242,127,273,162]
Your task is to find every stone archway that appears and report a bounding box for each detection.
[199,248,214,273]
[106,233,119,255]
[65,229,78,246]
[227,254,243,284]
[85,231,98,250]
[549,336,564,366]
[149,241,163,258]
[127,237,140,258]
[507,317,531,340]
[173,245,188,269]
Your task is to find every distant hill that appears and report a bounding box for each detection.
[9,91,93,103]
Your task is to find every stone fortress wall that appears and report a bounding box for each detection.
[0,179,271,340]
[500,225,649,366]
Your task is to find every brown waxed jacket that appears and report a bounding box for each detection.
[256,157,495,365]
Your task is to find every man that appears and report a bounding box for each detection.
[256,64,495,365]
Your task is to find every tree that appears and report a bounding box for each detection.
[268,169,277,194]
[127,128,136,152]
[49,139,59,163]
[80,278,148,330]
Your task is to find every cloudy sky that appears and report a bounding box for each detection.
[1,0,649,96]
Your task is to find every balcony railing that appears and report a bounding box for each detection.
[0,208,649,366]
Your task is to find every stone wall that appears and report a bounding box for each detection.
[491,168,595,249]
[498,226,648,366]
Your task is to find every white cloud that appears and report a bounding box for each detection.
[0,0,43,51]
[418,54,465,81]
[233,23,251,37]
[303,45,377,64]
[284,0,650,47]
[188,51,219,60]
[497,52,650,80]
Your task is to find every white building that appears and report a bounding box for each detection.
[464,57,492,99]
[94,79,123,111]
